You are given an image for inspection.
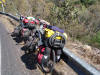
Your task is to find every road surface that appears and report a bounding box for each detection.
[0,22,41,75]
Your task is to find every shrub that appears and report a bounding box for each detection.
[80,0,96,7]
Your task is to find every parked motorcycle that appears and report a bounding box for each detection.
[12,15,67,73]
[37,33,66,73]
[38,25,67,73]
[12,16,39,44]
[26,28,66,73]
[37,45,55,73]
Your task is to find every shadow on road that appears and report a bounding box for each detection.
[11,33,24,44]
[13,37,23,43]
[11,34,37,70]
[11,36,23,44]
[21,45,29,53]
[21,53,37,70]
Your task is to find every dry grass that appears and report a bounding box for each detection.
[66,39,100,71]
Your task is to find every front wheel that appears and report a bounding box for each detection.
[41,50,55,73]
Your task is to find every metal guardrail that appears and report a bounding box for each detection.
[63,48,100,75]
[0,12,19,21]
[0,12,100,75]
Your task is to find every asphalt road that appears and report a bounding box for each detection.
[0,22,41,75]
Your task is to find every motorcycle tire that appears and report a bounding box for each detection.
[13,28,20,36]
[41,50,55,73]
[13,25,22,36]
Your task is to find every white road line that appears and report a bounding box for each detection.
[0,37,1,75]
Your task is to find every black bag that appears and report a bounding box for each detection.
[49,33,66,48]
[27,23,36,29]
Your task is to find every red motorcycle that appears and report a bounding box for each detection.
[12,16,40,44]
[36,45,55,73]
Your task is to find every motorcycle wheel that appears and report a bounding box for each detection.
[12,25,22,37]
[41,50,55,73]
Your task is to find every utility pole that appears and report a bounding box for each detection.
[0,0,6,13]
[1,3,4,12]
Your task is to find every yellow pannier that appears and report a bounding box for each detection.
[45,28,55,38]
[45,28,64,40]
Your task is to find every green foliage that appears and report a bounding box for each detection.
[48,0,78,27]
[92,32,100,43]
[47,0,100,48]
[0,4,2,11]
[80,0,97,7]
[87,31,100,48]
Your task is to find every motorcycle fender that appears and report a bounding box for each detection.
[38,53,43,64]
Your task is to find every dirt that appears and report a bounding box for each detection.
[51,60,77,75]
[66,38,100,71]
[0,15,19,32]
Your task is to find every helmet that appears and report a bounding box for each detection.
[30,21,35,24]
[23,19,29,23]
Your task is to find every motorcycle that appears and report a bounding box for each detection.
[37,45,55,73]
[38,26,67,73]
[12,16,39,44]
[27,29,66,73]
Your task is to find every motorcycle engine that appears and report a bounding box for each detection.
[21,28,30,38]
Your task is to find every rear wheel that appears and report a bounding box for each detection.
[25,36,39,53]
[41,50,55,73]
